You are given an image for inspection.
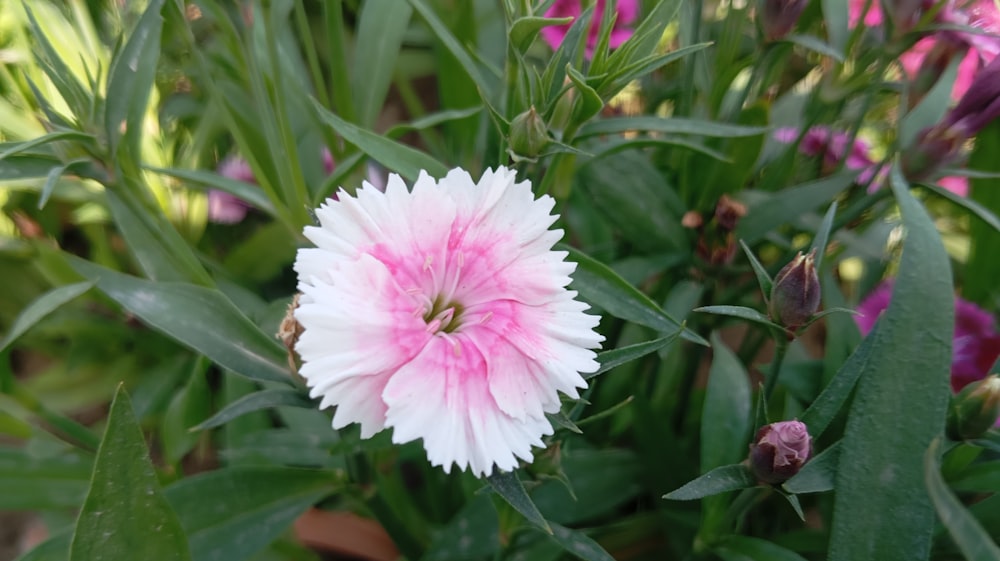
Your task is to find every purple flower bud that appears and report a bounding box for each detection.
[508,106,550,159]
[943,55,1000,136]
[901,122,969,182]
[947,375,1000,440]
[748,421,812,484]
[769,250,820,329]
[758,0,809,41]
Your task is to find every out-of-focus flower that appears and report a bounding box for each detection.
[322,147,335,175]
[769,250,821,329]
[856,282,1000,391]
[758,0,809,42]
[937,175,970,196]
[209,155,256,224]
[684,195,747,266]
[293,166,604,477]
[774,127,887,191]
[850,0,1000,99]
[947,374,1000,439]
[540,0,640,56]
[748,420,812,484]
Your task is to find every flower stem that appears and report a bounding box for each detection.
[763,336,789,404]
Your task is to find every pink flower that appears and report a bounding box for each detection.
[293,167,604,476]
[774,127,887,190]
[856,282,1000,391]
[748,420,812,484]
[540,0,640,55]
[209,156,256,224]
[938,175,969,196]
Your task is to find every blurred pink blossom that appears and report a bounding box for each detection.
[774,126,887,190]
[856,282,1000,391]
[540,0,640,55]
[210,156,256,224]
[937,175,969,196]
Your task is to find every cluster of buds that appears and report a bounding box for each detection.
[683,195,748,266]
[947,375,1000,440]
[748,420,813,484]
[769,249,821,330]
[904,55,1000,181]
[757,0,808,42]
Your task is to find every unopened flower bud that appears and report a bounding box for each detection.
[769,250,820,329]
[947,375,1000,440]
[901,123,968,182]
[758,0,808,42]
[508,106,550,159]
[749,420,812,484]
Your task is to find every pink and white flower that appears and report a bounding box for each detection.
[293,166,603,476]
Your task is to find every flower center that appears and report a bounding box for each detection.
[423,295,464,334]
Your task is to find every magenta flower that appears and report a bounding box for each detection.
[856,282,1000,391]
[209,155,256,224]
[293,167,604,476]
[540,0,640,55]
[774,127,887,190]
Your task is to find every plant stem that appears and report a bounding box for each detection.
[763,335,789,404]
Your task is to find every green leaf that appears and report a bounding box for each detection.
[104,0,166,155]
[782,441,840,494]
[312,99,449,182]
[0,446,91,510]
[576,117,767,140]
[736,172,858,244]
[694,306,782,331]
[925,437,1000,561]
[739,240,773,299]
[899,55,962,148]
[0,281,94,353]
[966,121,1000,302]
[716,535,810,561]
[810,202,839,271]
[67,257,291,385]
[919,181,1000,234]
[547,523,616,561]
[564,245,707,346]
[193,388,314,431]
[0,131,94,163]
[566,65,604,125]
[589,334,679,379]
[487,470,552,534]
[598,43,712,98]
[828,167,953,561]
[782,34,845,62]
[950,461,1000,492]
[798,320,878,439]
[69,386,191,561]
[702,332,752,471]
[164,466,336,561]
[0,155,63,180]
[145,166,276,216]
[352,0,412,128]
[822,0,849,55]
[509,16,573,54]
[385,107,484,139]
[161,359,212,465]
[663,464,757,500]
[406,0,498,100]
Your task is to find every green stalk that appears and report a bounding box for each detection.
[324,0,357,125]
[293,0,331,108]
[763,336,789,404]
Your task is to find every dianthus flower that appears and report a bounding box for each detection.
[774,127,887,190]
[856,282,1000,391]
[210,156,256,224]
[293,167,604,476]
[540,0,640,56]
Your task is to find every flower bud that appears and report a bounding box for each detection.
[508,106,550,159]
[901,123,968,182]
[758,0,808,42]
[947,375,1000,440]
[748,420,812,484]
[769,250,820,329]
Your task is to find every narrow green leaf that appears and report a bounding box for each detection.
[566,65,604,124]
[312,99,449,182]
[193,388,314,431]
[406,0,498,100]
[164,467,337,561]
[950,461,1000,492]
[161,359,212,465]
[67,257,291,385]
[589,334,679,379]
[810,201,839,271]
[900,55,962,148]
[576,117,767,140]
[663,464,757,500]
[0,446,91,510]
[0,281,94,353]
[919,181,1000,234]
[104,0,166,155]
[352,0,412,128]
[547,523,615,561]
[739,240,773,299]
[0,155,63,180]
[509,16,573,53]
[145,166,276,216]
[565,246,708,346]
[69,386,191,561]
[702,332,752,471]
[385,107,484,139]
[487,470,552,534]
[737,172,858,244]
[798,320,878,438]
[694,306,782,331]
[38,159,88,210]
[716,536,810,561]
[823,0,849,55]
[966,121,1000,302]
[925,437,1000,561]
[599,43,712,97]
[828,167,953,561]
[782,441,840,494]
[783,34,845,62]
[0,131,93,163]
